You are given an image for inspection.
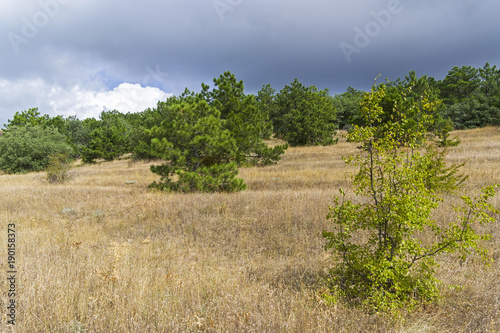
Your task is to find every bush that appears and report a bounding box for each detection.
[46,154,72,183]
[322,83,498,313]
[0,125,74,174]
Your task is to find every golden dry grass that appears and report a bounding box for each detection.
[0,127,499,332]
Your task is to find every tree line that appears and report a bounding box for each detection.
[0,64,499,190]
[334,63,500,131]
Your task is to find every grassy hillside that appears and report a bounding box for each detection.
[1,127,499,332]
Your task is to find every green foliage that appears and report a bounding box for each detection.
[255,84,277,139]
[148,99,247,193]
[4,108,50,129]
[322,83,498,313]
[439,65,480,105]
[400,72,448,134]
[353,73,448,140]
[63,116,92,156]
[81,110,133,163]
[208,72,285,165]
[438,63,500,129]
[132,72,286,166]
[0,125,74,174]
[443,99,500,129]
[129,106,168,160]
[434,118,460,147]
[348,65,499,135]
[44,115,67,135]
[273,78,338,146]
[478,63,500,100]
[331,86,365,130]
[46,153,71,183]
[3,109,95,158]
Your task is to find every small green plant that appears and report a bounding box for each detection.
[46,154,71,183]
[322,83,498,313]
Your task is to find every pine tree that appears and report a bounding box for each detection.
[82,111,132,163]
[148,99,246,193]
[273,78,337,146]
[256,84,277,139]
[208,71,286,165]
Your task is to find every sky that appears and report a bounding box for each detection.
[1,0,500,127]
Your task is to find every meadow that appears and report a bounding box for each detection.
[0,127,499,332]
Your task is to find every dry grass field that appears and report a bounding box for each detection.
[1,127,499,332]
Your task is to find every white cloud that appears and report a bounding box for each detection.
[46,82,171,118]
[0,79,171,125]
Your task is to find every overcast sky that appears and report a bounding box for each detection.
[1,0,499,126]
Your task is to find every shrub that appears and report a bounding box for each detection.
[46,154,72,183]
[0,125,74,174]
[322,83,498,313]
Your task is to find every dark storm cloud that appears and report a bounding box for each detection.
[1,0,500,124]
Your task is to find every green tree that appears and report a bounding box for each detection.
[401,71,440,98]
[148,99,246,193]
[443,99,500,129]
[353,73,455,146]
[63,116,92,157]
[477,62,500,114]
[128,107,166,160]
[273,78,337,146]
[438,65,480,105]
[44,115,67,135]
[331,86,365,129]
[255,84,277,139]
[0,125,74,174]
[3,108,50,129]
[478,63,500,100]
[208,72,285,165]
[399,72,453,143]
[322,83,498,313]
[437,63,500,129]
[144,73,286,166]
[3,109,95,157]
[81,110,132,163]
